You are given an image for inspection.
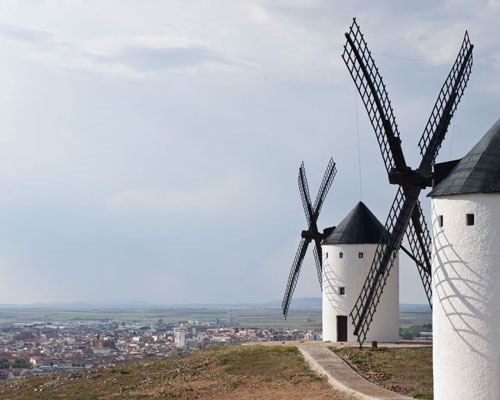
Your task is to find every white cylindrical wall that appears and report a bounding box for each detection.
[432,193,500,400]
[322,243,399,343]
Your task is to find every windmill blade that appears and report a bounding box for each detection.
[284,158,336,317]
[313,158,337,216]
[298,162,313,225]
[350,186,421,346]
[282,238,311,318]
[313,241,323,289]
[418,32,473,170]
[342,19,407,174]
[405,201,432,307]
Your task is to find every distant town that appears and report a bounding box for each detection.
[0,302,431,380]
[0,310,323,379]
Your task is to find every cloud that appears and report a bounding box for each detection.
[105,170,264,217]
[248,4,270,23]
[0,23,248,78]
[96,44,234,73]
[0,23,61,47]
[106,185,240,216]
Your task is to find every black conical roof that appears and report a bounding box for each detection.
[322,201,385,245]
[430,118,500,197]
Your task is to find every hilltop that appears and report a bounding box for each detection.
[0,345,347,399]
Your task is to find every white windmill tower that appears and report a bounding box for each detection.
[280,161,400,343]
[429,118,500,400]
[321,201,399,342]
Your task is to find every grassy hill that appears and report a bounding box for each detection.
[332,346,432,399]
[0,345,346,400]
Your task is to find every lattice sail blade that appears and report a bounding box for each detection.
[285,158,335,316]
[313,158,337,216]
[282,238,311,318]
[405,200,433,307]
[298,162,313,226]
[418,31,473,170]
[350,186,421,346]
[313,241,323,290]
[342,19,406,173]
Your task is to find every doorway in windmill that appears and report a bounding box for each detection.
[336,316,348,342]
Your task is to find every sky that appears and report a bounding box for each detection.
[0,0,498,305]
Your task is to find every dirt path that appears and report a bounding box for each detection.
[299,343,413,400]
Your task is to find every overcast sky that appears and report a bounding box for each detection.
[0,0,498,305]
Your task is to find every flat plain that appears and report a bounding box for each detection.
[0,302,430,330]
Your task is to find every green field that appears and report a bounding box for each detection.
[0,303,429,331]
[0,306,322,330]
[399,305,432,328]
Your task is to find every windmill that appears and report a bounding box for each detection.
[342,19,473,346]
[429,119,500,400]
[282,158,337,318]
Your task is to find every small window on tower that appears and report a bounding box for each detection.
[358,252,364,259]
[438,215,444,227]
[339,287,345,295]
[339,252,343,259]
[466,213,475,226]
[326,252,329,259]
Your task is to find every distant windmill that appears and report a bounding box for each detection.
[282,158,337,318]
[342,19,473,346]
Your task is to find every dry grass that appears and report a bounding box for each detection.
[330,346,433,399]
[0,345,347,399]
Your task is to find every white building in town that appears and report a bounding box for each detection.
[174,328,186,348]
